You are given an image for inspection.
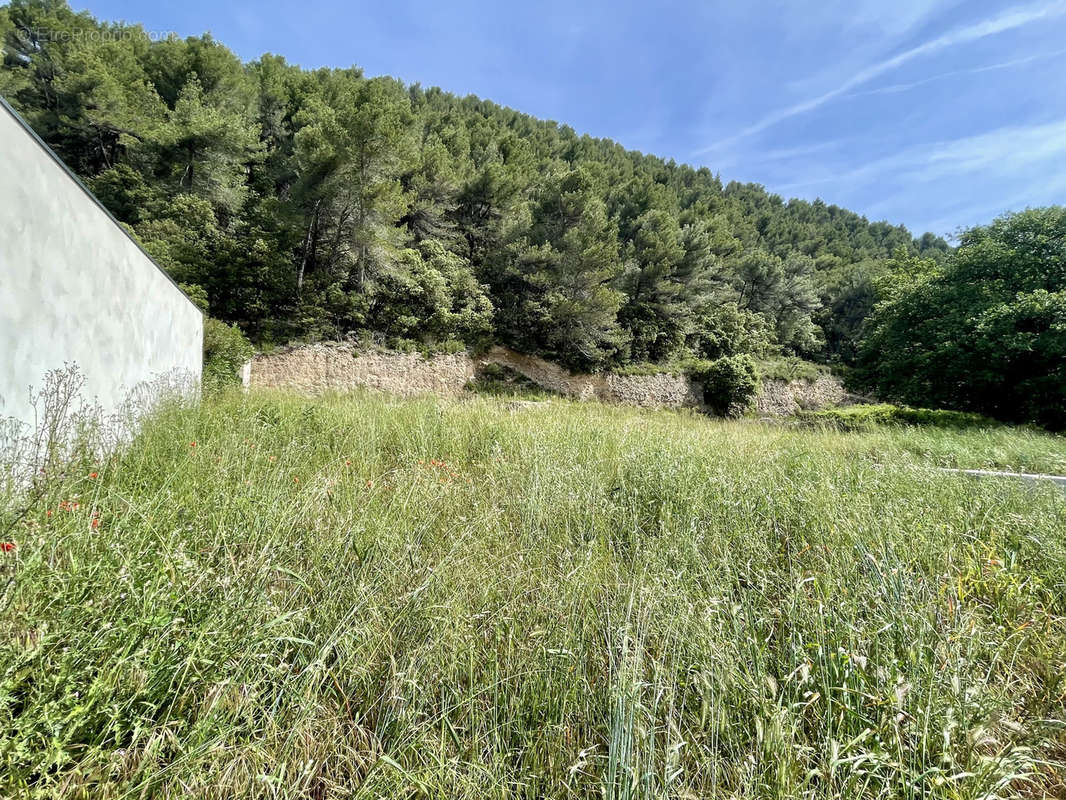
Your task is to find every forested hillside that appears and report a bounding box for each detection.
[1,0,950,371]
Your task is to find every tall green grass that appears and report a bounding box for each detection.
[1,390,1064,798]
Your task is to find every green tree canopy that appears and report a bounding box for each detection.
[2,0,958,379]
[856,208,1066,428]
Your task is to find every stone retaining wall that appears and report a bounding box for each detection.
[754,375,847,417]
[481,347,704,409]
[249,342,842,416]
[249,342,474,398]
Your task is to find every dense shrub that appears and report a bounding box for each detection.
[202,317,254,393]
[691,354,759,416]
[756,355,828,382]
[799,403,996,431]
[856,208,1066,429]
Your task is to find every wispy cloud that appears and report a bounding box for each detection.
[847,47,1066,97]
[839,0,958,37]
[765,116,1066,235]
[918,171,1066,235]
[773,117,1066,195]
[698,0,1066,154]
[711,139,848,171]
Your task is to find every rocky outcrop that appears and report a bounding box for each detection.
[249,342,843,416]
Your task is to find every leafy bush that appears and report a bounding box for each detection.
[799,403,996,431]
[690,354,759,416]
[856,209,1066,429]
[756,355,828,382]
[202,318,254,393]
[178,282,209,313]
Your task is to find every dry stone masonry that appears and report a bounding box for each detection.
[249,342,475,398]
[249,342,843,416]
[754,375,847,417]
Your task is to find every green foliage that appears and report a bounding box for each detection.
[202,317,254,392]
[799,403,996,431]
[856,208,1066,428]
[688,301,774,361]
[177,282,209,313]
[2,0,953,375]
[690,354,759,415]
[495,168,626,370]
[2,391,1065,797]
[756,355,828,382]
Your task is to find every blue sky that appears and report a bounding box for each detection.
[77,0,1066,237]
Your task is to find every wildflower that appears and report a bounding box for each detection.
[91,516,99,529]
[293,477,300,484]
[89,471,98,479]
[345,460,352,466]
[1,542,15,552]
[190,441,197,448]
[366,480,374,489]
[46,510,53,517]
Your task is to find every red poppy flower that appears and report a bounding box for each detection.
[1,542,15,552]
[345,460,351,466]
[189,441,197,448]
[89,471,98,479]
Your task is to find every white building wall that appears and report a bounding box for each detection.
[0,99,203,432]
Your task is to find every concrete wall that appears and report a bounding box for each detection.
[0,99,202,432]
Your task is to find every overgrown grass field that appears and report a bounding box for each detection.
[2,391,1065,798]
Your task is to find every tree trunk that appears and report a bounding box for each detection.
[297,199,321,296]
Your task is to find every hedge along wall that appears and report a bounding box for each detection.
[0,99,203,433]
